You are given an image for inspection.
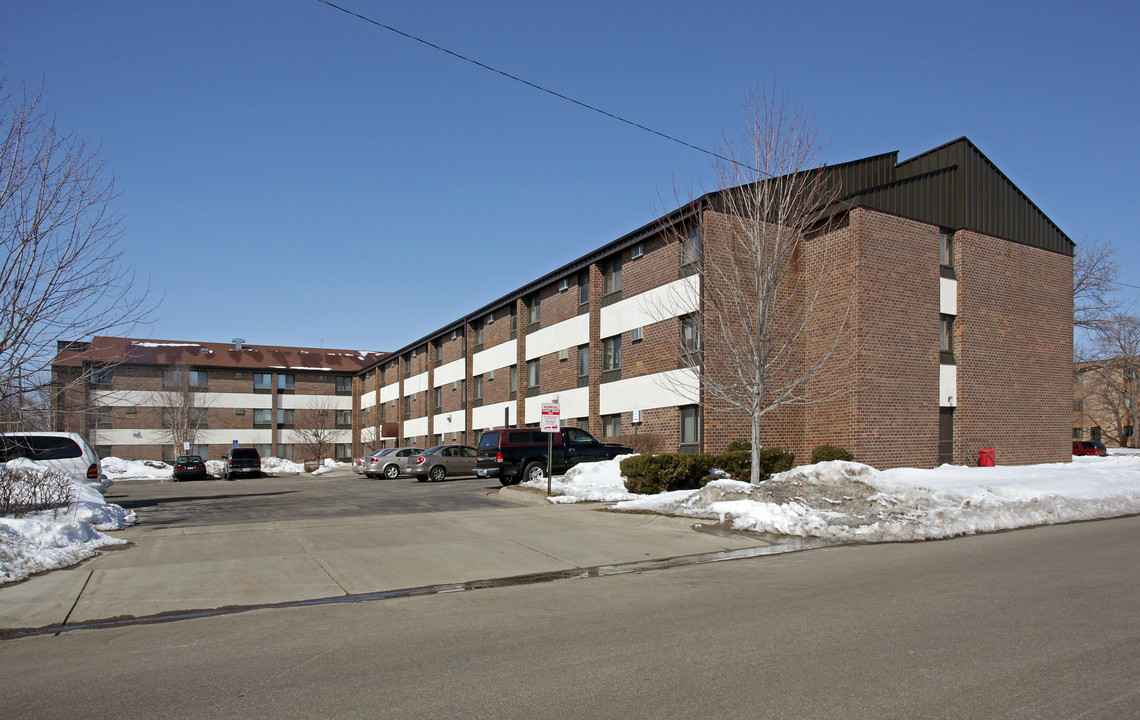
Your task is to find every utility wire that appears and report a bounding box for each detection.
[314,0,740,167]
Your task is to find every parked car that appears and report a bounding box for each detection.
[364,447,424,479]
[172,454,209,481]
[1072,440,1107,457]
[407,445,478,482]
[356,448,394,476]
[0,431,112,494]
[222,447,261,480]
[475,427,633,486]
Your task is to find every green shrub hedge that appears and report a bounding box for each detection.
[620,442,795,494]
[810,444,854,463]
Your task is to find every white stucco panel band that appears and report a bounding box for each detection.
[940,364,957,407]
[601,275,701,338]
[431,410,467,434]
[940,277,958,316]
[472,401,515,431]
[403,416,428,438]
[599,368,700,416]
[280,429,352,445]
[95,428,277,446]
[361,427,376,444]
[523,386,588,424]
[379,383,399,404]
[93,390,276,410]
[524,315,589,361]
[404,372,429,396]
[434,358,466,387]
[276,394,352,410]
[361,390,377,410]
[473,339,518,376]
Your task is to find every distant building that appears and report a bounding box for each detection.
[51,337,384,461]
[52,138,1074,469]
[1073,359,1139,447]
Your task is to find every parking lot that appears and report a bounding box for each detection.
[105,470,515,527]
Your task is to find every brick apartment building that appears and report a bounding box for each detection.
[51,137,1073,469]
[52,337,384,461]
[1073,359,1139,448]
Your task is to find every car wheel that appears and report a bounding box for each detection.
[522,461,547,484]
[499,476,513,487]
[429,465,446,482]
[384,464,399,479]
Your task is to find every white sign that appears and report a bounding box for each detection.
[183,441,190,451]
[540,403,561,432]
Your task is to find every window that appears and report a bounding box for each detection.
[189,407,208,428]
[940,314,955,362]
[126,406,137,415]
[473,375,484,401]
[277,374,294,391]
[335,444,351,462]
[681,315,701,351]
[95,406,112,429]
[277,408,294,427]
[1073,400,1084,413]
[603,336,622,371]
[1091,426,1102,442]
[528,295,541,328]
[940,230,955,269]
[163,369,183,387]
[682,226,701,266]
[510,305,518,338]
[579,271,590,305]
[1072,428,1083,440]
[336,376,352,393]
[276,444,293,461]
[680,406,700,449]
[90,367,113,386]
[510,365,518,398]
[473,319,485,347]
[188,370,208,388]
[254,373,273,390]
[527,359,540,391]
[578,345,589,381]
[602,415,621,438]
[191,444,208,459]
[433,341,443,366]
[433,387,442,412]
[603,258,622,295]
[253,409,272,427]
[336,410,352,427]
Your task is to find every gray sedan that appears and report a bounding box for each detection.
[407,445,478,482]
[365,447,425,479]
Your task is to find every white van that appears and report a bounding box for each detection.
[0,432,112,494]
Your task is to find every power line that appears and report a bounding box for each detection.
[314,0,739,167]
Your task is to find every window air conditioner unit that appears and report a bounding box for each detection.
[488,369,495,380]
[451,330,457,340]
[558,279,569,292]
[631,327,644,341]
[452,382,458,390]
[631,243,643,259]
[487,312,494,324]
[558,348,569,361]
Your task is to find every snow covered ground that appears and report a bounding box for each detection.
[4,452,1139,587]
[526,452,1140,542]
[101,456,347,481]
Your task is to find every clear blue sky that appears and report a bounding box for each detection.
[5,0,1137,353]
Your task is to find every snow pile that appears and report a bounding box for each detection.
[311,458,347,476]
[261,457,307,475]
[1,463,135,585]
[101,457,173,480]
[527,454,1140,542]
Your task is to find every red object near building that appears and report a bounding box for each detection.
[979,448,995,467]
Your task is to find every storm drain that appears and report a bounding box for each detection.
[1,529,835,640]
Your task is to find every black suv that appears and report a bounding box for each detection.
[222,447,262,480]
[475,427,633,486]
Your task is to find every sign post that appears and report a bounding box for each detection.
[540,403,560,496]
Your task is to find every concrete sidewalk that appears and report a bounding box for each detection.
[0,490,768,633]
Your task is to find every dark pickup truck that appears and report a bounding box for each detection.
[475,427,633,486]
[222,447,262,480]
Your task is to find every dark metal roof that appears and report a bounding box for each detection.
[837,137,1074,256]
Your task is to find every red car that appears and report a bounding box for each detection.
[1072,441,1107,457]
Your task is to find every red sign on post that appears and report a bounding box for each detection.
[540,403,561,432]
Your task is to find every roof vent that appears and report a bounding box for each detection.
[232,338,245,351]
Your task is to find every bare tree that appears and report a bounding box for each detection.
[1,78,154,418]
[149,365,211,459]
[1073,238,1119,333]
[293,397,342,462]
[1079,313,1140,447]
[651,91,853,483]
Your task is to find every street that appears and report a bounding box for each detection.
[3,512,1137,719]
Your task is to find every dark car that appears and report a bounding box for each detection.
[407,445,478,482]
[1072,440,1107,457]
[173,454,208,481]
[222,447,261,480]
[476,427,633,486]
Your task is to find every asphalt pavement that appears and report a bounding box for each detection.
[0,469,774,635]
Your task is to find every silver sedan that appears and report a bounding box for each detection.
[407,445,478,482]
[364,447,425,479]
